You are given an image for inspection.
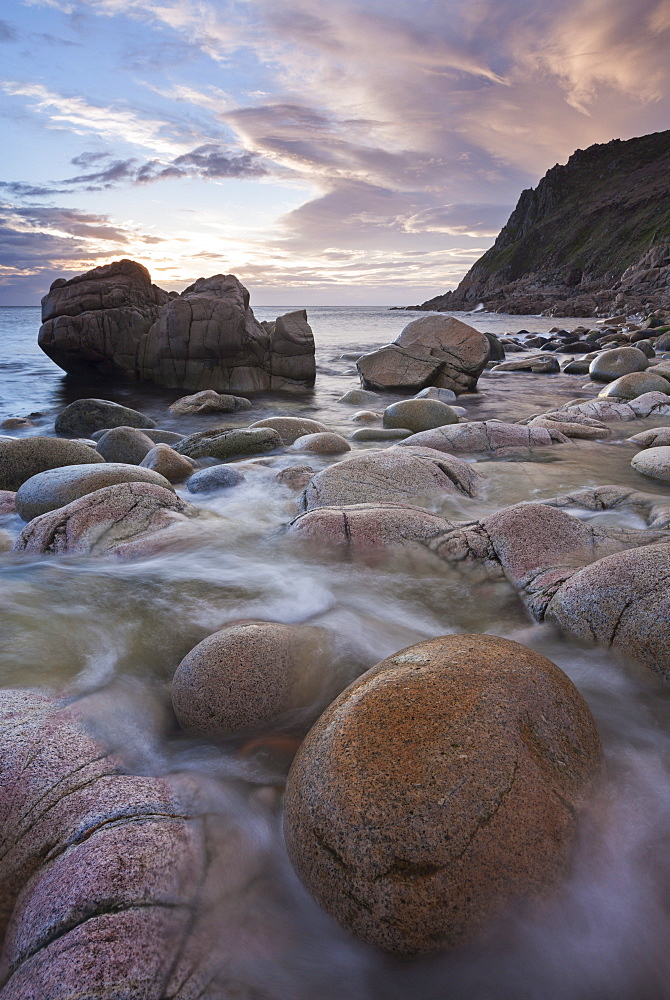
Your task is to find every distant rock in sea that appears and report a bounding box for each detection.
[411,129,670,317]
[38,259,316,393]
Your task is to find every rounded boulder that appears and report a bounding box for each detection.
[597,371,670,399]
[139,444,196,483]
[248,417,329,445]
[186,464,245,492]
[338,389,381,406]
[15,463,175,521]
[172,622,331,737]
[383,399,459,433]
[631,446,670,482]
[292,433,351,455]
[284,634,602,955]
[0,437,105,492]
[96,426,156,465]
[54,398,155,437]
[588,347,649,383]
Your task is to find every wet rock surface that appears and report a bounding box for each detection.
[398,420,567,453]
[284,634,602,954]
[0,437,105,492]
[15,463,175,521]
[95,425,156,465]
[54,397,156,437]
[175,426,281,459]
[301,446,485,511]
[5,307,670,994]
[172,622,332,737]
[13,482,206,558]
[0,690,270,1000]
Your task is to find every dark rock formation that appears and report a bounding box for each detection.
[357,316,489,394]
[413,130,670,316]
[39,261,316,393]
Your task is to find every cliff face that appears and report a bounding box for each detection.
[417,130,670,316]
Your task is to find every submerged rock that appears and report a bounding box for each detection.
[172,622,331,737]
[13,481,205,558]
[275,465,314,490]
[186,465,245,492]
[0,437,105,492]
[54,397,156,437]
[284,634,601,954]
[413,386,457,403]
[175,426,281,460]
[169,390,252,415]
[337,388,381,406]
[383,398,459,432]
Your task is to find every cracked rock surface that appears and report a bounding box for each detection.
[300,446,485,511]
[39,261,316,393]
[357,316,489,394]
[283,633,602,955]
[0,690,271,1000]
[12,481,211,559]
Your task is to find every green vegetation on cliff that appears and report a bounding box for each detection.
[418,130,670,315]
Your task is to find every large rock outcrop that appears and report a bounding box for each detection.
[413,130,670,316]
[38,261,316,394]
[357,316,490,394]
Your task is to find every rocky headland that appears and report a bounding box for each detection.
[412,130,670,316]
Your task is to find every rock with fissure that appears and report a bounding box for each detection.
[283,633,602,955]
[39,260,316,393]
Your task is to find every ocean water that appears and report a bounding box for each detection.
[0,304,597,424]
[1,305,670,998]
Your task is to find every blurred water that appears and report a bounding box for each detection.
[1,305,670,998]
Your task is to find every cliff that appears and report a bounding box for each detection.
[414,130,670,316]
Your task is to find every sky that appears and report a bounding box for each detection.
[1,0,670,306]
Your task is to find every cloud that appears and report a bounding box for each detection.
[0,81,194,156]
[173,144,268,178]
[0,203,166,287]
[0,20,18,41]
[403,203,513,237]
[4,0,670,304]
[0,144,268,200]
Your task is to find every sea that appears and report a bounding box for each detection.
[1,304,669,999]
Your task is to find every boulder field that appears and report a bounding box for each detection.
[4,303,670,989]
